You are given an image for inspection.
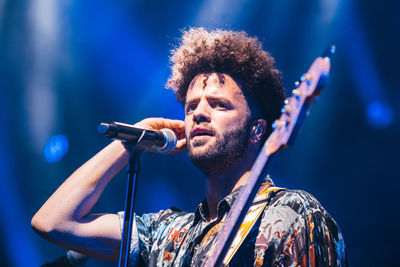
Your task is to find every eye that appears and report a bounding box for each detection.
[212,101,229,110]
[185,103,197,114]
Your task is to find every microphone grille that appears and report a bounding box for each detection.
[156,128,177,154]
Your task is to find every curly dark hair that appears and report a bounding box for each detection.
[166,27,285,136]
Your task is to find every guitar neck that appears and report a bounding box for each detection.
[202,146,274,266]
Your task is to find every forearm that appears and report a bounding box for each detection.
[32,140,129,234]
[31,118,185,259]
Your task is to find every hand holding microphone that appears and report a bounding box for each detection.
[98,118,187,154]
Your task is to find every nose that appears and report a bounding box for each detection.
[192,100,211,124]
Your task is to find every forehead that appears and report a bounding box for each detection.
[185,73,246,102]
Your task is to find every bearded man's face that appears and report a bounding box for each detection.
[184,73,252,175]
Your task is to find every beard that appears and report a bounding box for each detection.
[188,117,252,176]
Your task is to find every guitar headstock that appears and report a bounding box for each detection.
[265,55,332,156]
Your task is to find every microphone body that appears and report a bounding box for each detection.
[98,122,177,153]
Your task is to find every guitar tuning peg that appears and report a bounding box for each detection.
[284,99,289,105]
[324,57,331,63]
[292,89,300,95]
[330,45,336,55]
[294,81,300,88]
[305,74,312,85]
[272,119,289,130]
[300,75,306,82]
[272,121,277,130]
[322,45,336,60]
[281,105,292,114]
[292,89,301,100]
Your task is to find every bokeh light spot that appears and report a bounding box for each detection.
[365,101,393,129]
[43,135,69,163]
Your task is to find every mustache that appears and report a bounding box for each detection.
[189,124,216,138]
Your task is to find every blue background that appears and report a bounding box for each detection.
[0,0,399,266]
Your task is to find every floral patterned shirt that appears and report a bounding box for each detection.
[118,177,347,266]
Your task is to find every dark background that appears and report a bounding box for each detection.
[0,0,399,266]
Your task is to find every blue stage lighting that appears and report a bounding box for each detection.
[365,101,393,128]
[43,135,69,163]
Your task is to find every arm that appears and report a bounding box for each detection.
[276,209,348,267]
[302,211,348,267]
[31,118,186,262]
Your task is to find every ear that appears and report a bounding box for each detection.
[249,119,267,144]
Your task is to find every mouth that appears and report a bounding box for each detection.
[190,127,214,139]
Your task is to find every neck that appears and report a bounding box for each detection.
[204,148,257,221]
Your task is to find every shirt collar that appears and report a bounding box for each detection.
[194,175,275,224]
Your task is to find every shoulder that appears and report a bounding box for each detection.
[262,189,347,266]
[134,207,194,232]
[268,188,330,218]
[260,188,344,244]
[118,207,193,230]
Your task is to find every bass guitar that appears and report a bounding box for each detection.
[200,47,335,266]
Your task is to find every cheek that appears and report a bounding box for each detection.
[222,113,246,129]
[184,118,191,138]
[218,117,249,139]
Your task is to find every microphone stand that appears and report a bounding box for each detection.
[98,122,176,266]
[118,144,141,267]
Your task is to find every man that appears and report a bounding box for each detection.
[32,28,347,266]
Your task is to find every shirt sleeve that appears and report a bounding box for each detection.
[273,191,348,266]
[118,209,178,266]
[117,211,140,266]
[305,210,348,266]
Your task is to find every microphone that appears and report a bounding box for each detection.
[98,122,177,153]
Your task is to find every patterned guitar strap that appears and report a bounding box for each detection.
[200,182,284,266]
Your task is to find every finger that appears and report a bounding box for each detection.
[162,119,185,133]
[135,118,184,132]
[171,139,187,154]
[153,119,185,144]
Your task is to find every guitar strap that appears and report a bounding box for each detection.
[200,182,284,265]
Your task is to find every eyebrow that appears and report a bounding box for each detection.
[185,96,233,108]
[184,98,198,108]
